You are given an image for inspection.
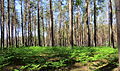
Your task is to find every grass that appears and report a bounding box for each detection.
[0,46,118,71]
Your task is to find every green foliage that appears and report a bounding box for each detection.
[0,46,118,70]
[74,0,82,6]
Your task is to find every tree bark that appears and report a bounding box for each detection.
[86,0,91,46]
[38,0,41,46]
[94,0,97,47]
[1,0,4,48]
[50,0,54,46]
[8,0,11,47]
[109,0,114,48]
[69,0,74,47]
[115,0,120,69]
[21,0,24,46]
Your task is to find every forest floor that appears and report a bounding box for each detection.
[0,46,118,71]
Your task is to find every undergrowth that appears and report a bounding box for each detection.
[0,46,118,71]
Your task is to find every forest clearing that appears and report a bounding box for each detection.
[1,0,120,71]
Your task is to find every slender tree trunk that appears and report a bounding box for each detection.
[24,0,28,46]
[15,26,17,47]
[69,0,73,47]
[8,0,10,47]
[86,0,91,46]
[1,0,4,48]
[59,1,62,46]
[115,0,120,69]
[21,0,24,46]
[28,1,30,46]
[11,13,14,47]
[94,0,97,47]
[42,8,45,46]
[50,0,54,46]
[38,0,41,46]
[109,0,115,48]
[13,0,18,47]
[0,1,2,48]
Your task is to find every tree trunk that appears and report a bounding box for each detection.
[59,1,62,46]
[21,0,24,46]
[42,8,45,46]
[1,0,4,48]
[94,0,97,47]
[50,0,54,46]
[0,1,2,48]
[86,0,91,46]
[38,0,41,46]
[69,0,73,47]
[109,0,114,48]
[8,0,11,47]
[115,0,120,69]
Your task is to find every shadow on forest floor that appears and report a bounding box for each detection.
[95,58,118,71]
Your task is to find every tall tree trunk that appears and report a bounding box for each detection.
[34,16,37,46]
[115,0,120,69]
[13,0,18,47]
[86,0,91,46]
[42,8,45,46]
[59,0,62,46]
[38,0,41,46]
[28,1,32,46]
[0,1,2,48]
[109,0,114,48]
[69,0,73,47]
[11,2,14,47]
[1,0,4,48]
[50,0,54,46]
[8,0,11,47]
[21,0,24,46]
[24,0,28,46]
[94,0,97,47]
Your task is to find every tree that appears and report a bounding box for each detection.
[11,0,15,46]
[109,0,114,48]
[69,0,73,47]
[38,0,42,46]
[1,0,4,48]
[86,0,91,46]
[8,0,11,47]
[94,0,97,47]
[0,2,2,46]
[21,0,24,46]
[58,0,62,46]
[50,0,54,46]
[41,8,45,46]
[115,0,120,69]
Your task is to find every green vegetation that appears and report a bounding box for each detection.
[0,46,118,71]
